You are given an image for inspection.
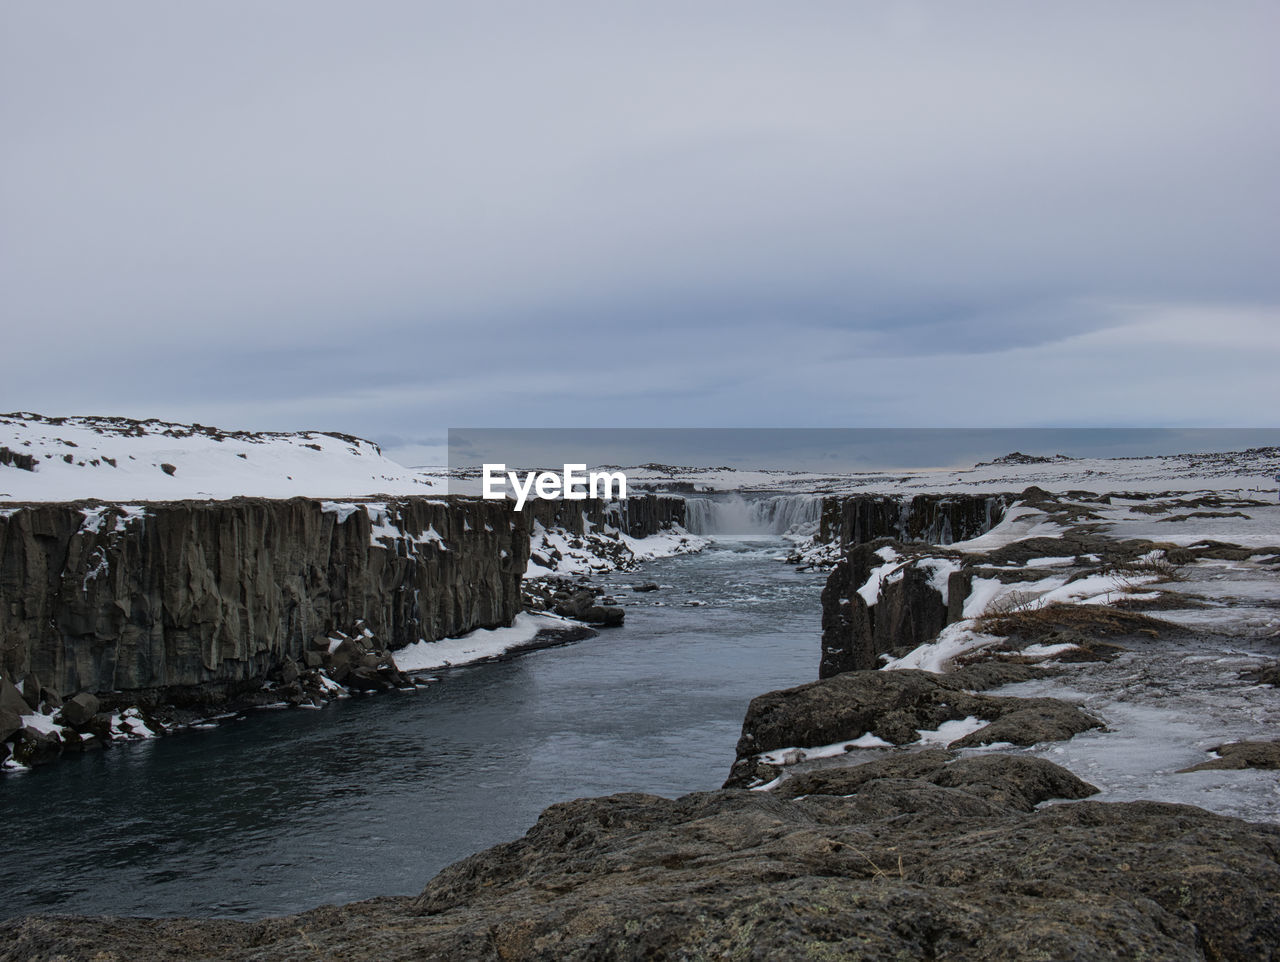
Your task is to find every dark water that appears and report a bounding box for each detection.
[0,537,823,920]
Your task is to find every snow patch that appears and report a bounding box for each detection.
[392,612,568,673]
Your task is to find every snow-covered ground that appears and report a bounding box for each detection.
[525,519,707,578]
[622,447,1280,496]
[391,612,577,672]
[6,412,1276,504]
[0,412,443,502]
[998,645,1280,824]
[750,486,1280,822]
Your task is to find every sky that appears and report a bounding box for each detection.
[3,2,1278,466]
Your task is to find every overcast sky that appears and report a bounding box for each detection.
[3,2,1277,464]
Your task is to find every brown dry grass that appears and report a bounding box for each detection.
[974,602,1176,640]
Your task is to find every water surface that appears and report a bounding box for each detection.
[1,537,822,919]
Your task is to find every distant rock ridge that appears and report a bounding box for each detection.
[975,450,1076,467]
[0,411,376,449]
[817,492,1008,551]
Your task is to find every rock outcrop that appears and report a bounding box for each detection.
[818,493,1007,549]
[1178,740,1280,772]
[6,765,1278,961]
[812,493,1005,676]
[724,666,1101,789]
[525,493,685,540]
[0,497,529,700]
[819,539,964,677]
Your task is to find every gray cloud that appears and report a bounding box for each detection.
[3,2,1277,449]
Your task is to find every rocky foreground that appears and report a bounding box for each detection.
[4,752,1277,960]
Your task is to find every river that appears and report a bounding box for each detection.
[0,536,824,920]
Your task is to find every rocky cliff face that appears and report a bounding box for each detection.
[524,493,685,538]
[0,497,529,699]
[815,493,1003,678]
[819,540,965,677]
[818,493,1006,548]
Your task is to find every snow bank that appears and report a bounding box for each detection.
[391,612,570,673]
[882,622,1004,673]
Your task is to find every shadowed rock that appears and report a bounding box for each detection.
[724,668,1102,788]
[0,497,530,701]
[773,752,1100,813]
[5,771,1276,962]
[1179,740,1280,772]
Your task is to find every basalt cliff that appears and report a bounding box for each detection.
[0,493,687,704]
[0,497,529,700]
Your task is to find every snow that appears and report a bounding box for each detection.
[918,557,961,604]
[0,413,443,503]
[882,621,1004,673]
[612,446,1280,497]
[856,556,906,606]
[957,570,1159,619]
[1020,642,1083,659]
[117,707,158,738]
[321,501,363,523]
[961,577,1008,618]
[987,648,1280,824]
[391,612,569,673]
[757,733,891,767]
[19,712,62,736]
[949,507,1065,554]
[525,520,707,579]
[916,716,987,746]
[618,527,708,563]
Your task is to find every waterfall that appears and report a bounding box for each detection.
[682,494,821,536]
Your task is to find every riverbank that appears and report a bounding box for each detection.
[0,493,696,773]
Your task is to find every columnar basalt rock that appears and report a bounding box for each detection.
[814,494,1006,678]
[818,493,1007,549]
[819,540,960,677]
[0,497,529,700]
[524,493,686,538]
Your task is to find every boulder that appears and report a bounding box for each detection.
[633,582,660,593]
[56,692,101,728]
[83,712,115,742]
[10,727,60,767]
[1179,740,1280,772]
[948,701,1102,748]
[725,668,1103,788]
[0,707,21,742]
[581,605,625,627]
[327,638,365,673]
[776,752,1098,813]
[0,678,30,716]
[553,591,596,619]
[17,673,43,712]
